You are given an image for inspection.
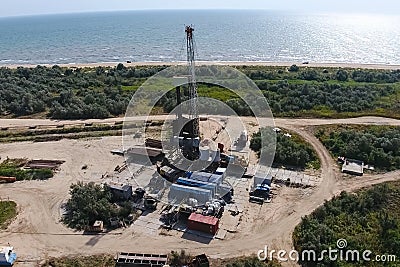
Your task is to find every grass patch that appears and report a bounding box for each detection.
[0,158,53,180]
[211,256,282,267]
[0,201,17,229]
[198,85,240,102]
[40,254,114,267]
[0,124,124,143]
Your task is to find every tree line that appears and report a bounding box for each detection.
[0,64,399,119]
[293,181,400,267]
[63,182,133,230]
[250,128,319,169]
[316,125,400,171]
[0,64,164,119]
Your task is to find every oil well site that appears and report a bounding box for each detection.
[0,26,336,266]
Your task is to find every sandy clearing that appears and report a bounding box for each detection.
[0,117,399,266]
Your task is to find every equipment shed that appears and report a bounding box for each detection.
[342,159,364,176]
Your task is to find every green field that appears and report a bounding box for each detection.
[0,158,53,180]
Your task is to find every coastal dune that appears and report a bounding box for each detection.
[2,61,400,70]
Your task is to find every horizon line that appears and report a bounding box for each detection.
[0,8,397,19]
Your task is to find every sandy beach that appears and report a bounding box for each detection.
[2,61,400,70]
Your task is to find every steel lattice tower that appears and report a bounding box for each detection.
[185,25,199,138]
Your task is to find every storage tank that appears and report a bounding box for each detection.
[172,135,179,146]
[210,149,217,162]
[240,130,248,141]
[213,149,221,162]
[192,137,200,148]
[199,146,210,161]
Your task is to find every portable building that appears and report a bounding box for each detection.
[341,159,364,176]
[215,167,227,178]
[187,213,219,235]
[189,172,223,185]
[176,177,217,196]
[168,184,212,204]
[107,183,133,200]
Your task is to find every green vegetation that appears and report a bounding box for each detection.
[40,253,282,267]
[168,250,282,267]
[0,64,162,119]
[293,181,400,267]
[316,125,400,171]
[0,124,123,143]
[1,65,400,119]
[211,256,281,267]
[251,128,320,169]
[240,66,400,118]
[223,257,282,267]
[63,182,133,230]
[0,201,17,229]
[0,158,53,180]
[169,250,193,266]
[40,254,114,267]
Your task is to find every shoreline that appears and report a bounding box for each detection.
[1,61,400,70]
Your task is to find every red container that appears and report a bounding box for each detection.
[0,176,16,183]
[187,213,219,235]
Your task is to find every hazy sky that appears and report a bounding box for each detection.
[1,0,399,17]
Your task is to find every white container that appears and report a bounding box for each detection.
[200,147,210,161]
[213,149,221,162]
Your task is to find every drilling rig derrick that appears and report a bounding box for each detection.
[170,25,201,161]
[185,25,199,139]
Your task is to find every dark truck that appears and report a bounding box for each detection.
[249,184,271,204]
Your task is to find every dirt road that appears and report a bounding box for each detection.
[1,116,400,129]
[0,116,399,266]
